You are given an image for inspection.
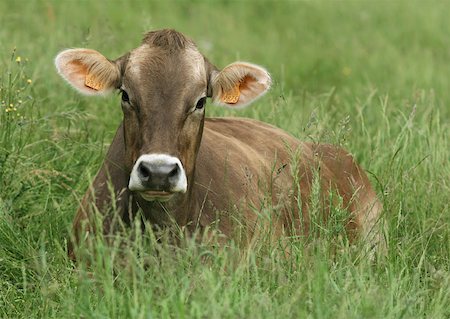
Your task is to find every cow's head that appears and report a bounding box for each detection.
[55,29,271,203]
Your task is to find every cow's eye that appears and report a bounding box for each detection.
[121,90,130,103]
[195,97,206,110]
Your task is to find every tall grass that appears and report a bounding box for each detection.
[1,0,449,318]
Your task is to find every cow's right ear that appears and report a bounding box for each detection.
[55,49,120,95]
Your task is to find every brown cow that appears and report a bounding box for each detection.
[55,29,383,258]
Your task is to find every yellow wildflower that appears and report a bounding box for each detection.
[27,79,32,84]
[16,56,21,63]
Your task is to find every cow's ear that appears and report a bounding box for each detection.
[55,49,120,95]
[211,62,271,108]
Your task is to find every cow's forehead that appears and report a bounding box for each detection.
[127,44,152,77]
[125,44,207,85]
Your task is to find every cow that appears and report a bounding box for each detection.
[55,29,383,259]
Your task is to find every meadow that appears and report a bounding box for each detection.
[1,1,449,318]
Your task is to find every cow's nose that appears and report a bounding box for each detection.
[128,154,188,195]
[137,161,180,191]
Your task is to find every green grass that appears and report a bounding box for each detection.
[1,0,449,318]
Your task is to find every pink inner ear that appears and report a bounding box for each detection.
[240,75,267,93]
[68,59,88,74]
[64,60,100,94]
[65,60,88,86]
[235,75,267,103]
[239,75,255,91]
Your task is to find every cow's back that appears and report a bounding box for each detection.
[194,117,382,245]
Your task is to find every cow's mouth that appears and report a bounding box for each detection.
[139,190,174,202]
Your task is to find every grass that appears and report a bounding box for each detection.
[1,0,449,318]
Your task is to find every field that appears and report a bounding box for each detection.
[1,1,449,318]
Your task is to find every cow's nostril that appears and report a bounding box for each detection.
[138,162,151,180]
[168,164,179,178]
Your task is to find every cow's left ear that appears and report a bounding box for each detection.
[211,62,271,108]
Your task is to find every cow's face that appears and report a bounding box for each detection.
[119,42,209,202]
[55,29,271,203]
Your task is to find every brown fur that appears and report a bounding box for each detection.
[142,29,194,51]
